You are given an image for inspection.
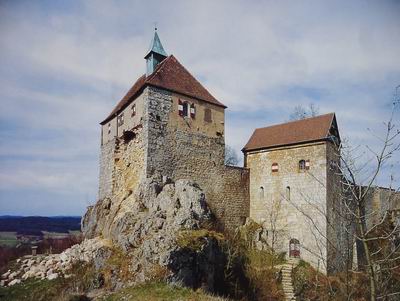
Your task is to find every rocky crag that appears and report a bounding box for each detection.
[2,179,226,293]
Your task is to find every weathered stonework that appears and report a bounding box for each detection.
[143,86,249,232]
[98,138,116,201]
[96,85,249,237]
[245,141,349,273]
[94,38,363,277]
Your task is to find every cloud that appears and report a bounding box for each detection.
[0,0,399,215]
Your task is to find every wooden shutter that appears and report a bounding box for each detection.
[305,160,310,170]
[190,104,196,118]
[272,163,279,172]
[178,100,184,116]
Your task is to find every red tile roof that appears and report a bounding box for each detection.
[101,55,225,124]
[243,113,337,152]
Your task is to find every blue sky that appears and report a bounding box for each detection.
[0,0,399,216]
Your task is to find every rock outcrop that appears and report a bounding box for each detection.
[83,178,224,291]
[2,179,226,293]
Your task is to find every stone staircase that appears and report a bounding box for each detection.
[281,257,299,301]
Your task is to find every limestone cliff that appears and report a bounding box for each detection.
[81,178,225,291]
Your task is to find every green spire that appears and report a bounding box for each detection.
[145,29,167,59]
[145,28,168,76]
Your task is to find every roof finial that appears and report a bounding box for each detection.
[145,25,167,75]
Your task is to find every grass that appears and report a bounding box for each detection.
[0,277,71,301]
[100,281,230,301]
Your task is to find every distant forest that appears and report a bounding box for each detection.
[0,216,81,235]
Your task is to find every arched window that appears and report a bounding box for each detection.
[289,238,300,258]
[286,186,290,201]
[259,186,264,199]
[299,159,310,171]
[272,163,279,173]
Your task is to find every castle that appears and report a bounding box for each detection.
[98,30,350,273]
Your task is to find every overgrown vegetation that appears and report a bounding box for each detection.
[291,259,381,300]
[222,221,285,300]
[100,281,230,301]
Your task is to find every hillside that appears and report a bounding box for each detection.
[0,216,81,235]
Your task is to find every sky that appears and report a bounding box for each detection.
[0,0,399,216]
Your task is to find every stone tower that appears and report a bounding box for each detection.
[243,114,350,273]
[98,31,249,232]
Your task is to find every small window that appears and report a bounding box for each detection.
[286,186,290,201]
[118,113,124,126]
[204,108,212,123]
[259,187,264,199]
[131,104,136,117]
[299,160,306,171]
[272,163,279,172]
[107,123,111,135]
[183,102,190,117]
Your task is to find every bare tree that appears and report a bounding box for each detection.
[338,88,400,301]
[225,145,239,166]
[288,87,400,300]
[289,103,320,121]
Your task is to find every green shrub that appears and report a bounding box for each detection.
[100,281,230,301]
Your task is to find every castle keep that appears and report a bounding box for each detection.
[99,31,249,233]
[98,31,349,273]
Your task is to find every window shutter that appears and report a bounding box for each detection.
[272,163,279,172]
[178,100,184,116]
[305,160,310,170]
[190,104,196,118]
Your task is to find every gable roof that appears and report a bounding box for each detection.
[100,55,226,125]
[243,113,338,152]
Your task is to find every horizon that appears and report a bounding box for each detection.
[0,0,399,216]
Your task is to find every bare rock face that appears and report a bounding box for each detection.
[82,179,211,246]
[2,180,225,294]
[81,179,224,292]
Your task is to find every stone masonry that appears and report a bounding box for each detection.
[97,85,249,235]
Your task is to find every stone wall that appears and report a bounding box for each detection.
[325,141,353,274]
[101,93,145,145]
[97,85,249,237]
[98,138,116,201]
[91,125,146,238]
[246,142,329,272]
[143,86,249,232]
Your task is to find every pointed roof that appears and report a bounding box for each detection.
[243,113,339,152]
[100,55,226,124]
[145,30,167,58]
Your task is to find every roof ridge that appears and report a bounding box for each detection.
[145,55,173,82]
[255,112,335,131]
